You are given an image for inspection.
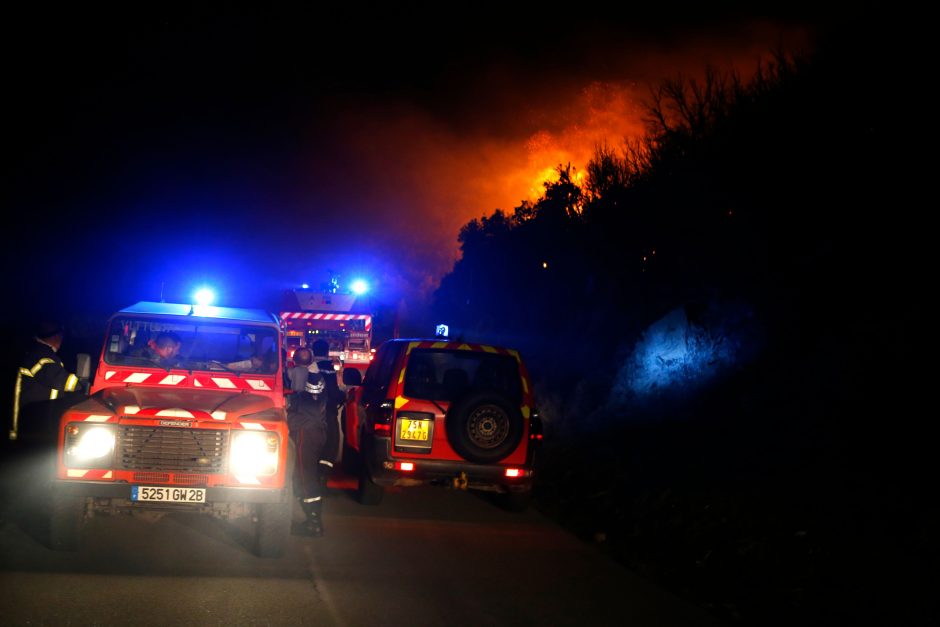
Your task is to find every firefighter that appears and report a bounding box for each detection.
[10,320,80,443]
[287,348,328,537]
[311,339,343,488]
[133,331,182,368]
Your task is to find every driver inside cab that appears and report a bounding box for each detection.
[132,332,182,368]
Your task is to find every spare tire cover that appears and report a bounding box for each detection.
[445,390,524,464]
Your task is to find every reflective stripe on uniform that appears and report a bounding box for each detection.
[302,496,322,503]
[11,361,77,439]
[29,358,56,376]
[10,369,26,439]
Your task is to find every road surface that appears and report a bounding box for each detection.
[0,448,722,626]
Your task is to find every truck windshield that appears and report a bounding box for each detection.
[103,316,280,375]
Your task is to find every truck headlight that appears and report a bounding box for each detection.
[230,431,279,476]
[64,424,116,468]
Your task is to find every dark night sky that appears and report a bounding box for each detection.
[3,4,821,322]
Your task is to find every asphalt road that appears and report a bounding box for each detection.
[0,448,722,627]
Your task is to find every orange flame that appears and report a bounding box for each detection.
[515,82,646,203]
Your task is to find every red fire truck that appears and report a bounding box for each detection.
[280,288,373,376]
[50,302,293,557]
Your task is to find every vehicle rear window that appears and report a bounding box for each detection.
[403,349,522,403]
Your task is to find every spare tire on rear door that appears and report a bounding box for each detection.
[445,391,523,464]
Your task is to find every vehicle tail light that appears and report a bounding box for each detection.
[505,468,522,478]
[529,410,543,440]
[396,462,415,472]
[373,400,393,435]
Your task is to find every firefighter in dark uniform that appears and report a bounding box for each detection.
[311,339,342,487]
[287,348,328,537]
[10,321,80,443]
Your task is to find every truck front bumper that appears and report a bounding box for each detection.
[52,480,290,503]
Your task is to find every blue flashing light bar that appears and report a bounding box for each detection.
[350,279,369,295]
[194,288,215,306]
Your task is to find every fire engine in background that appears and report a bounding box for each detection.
[280,287,374,376]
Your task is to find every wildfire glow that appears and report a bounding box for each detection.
[323,23,812,290]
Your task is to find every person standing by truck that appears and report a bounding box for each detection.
[311,339,343,487]
[9,320,80,443]
[287,347,329,537]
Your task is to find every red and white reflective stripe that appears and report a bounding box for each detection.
[192,376,277,391]
[235,475,260,485]
[103,369,276,392]
[84,415,114,423]
[103,370,153,383]
[240,422,265,430]
[124,405,140,415]
[281,312,372,332]
[67,469,113,479]
[281,312,371,321]
[155,408,195,418]
[211,411,227,420]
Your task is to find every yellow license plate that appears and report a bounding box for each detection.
[399,419,430,441]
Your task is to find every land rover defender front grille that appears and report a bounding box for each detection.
[117,426,227,473]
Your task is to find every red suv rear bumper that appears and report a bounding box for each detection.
[363,435,535,493]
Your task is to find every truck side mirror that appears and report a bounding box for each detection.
[75,353,92,380]
[343,368,362,387]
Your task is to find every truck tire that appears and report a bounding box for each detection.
[358,460,384,506]
[341,443,360,475]
[446,391,523,464]
[50,494,85,551]
[254,442,295,558]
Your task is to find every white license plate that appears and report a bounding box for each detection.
[132,486,206,503]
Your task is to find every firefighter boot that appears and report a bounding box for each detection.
[300,498,324,537]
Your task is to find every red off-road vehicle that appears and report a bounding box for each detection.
[50,302,293,556]
[342,339,541,510]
